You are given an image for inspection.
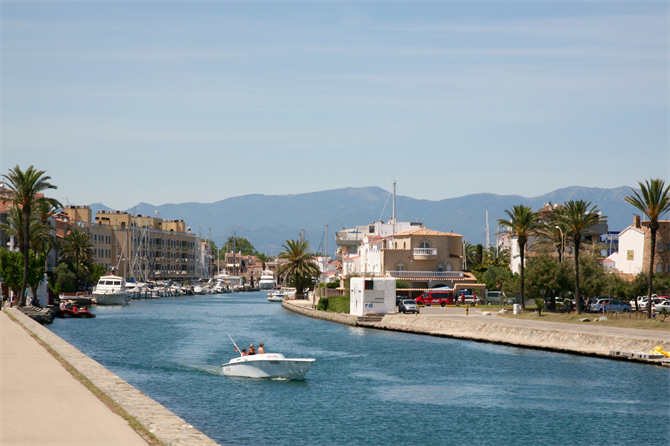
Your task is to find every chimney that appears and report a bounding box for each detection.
[634,215,641,229]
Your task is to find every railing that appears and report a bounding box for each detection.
[387,271,463,278]
[413,248,437,256]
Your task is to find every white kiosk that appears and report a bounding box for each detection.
[350,277,396,316]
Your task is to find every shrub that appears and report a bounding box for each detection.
[317,295,350,313]
[396,280,410,289]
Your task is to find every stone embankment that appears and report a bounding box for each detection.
[5,308,220,446]
[282,301,670,365]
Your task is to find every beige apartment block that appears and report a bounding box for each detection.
[641,220,670,276]
[64,207,199,281]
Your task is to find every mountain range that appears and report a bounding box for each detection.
[93,185,639,256]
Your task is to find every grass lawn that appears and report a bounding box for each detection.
[490,307,670,332]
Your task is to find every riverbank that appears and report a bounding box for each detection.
[1,308,220,446]
[282,300,670,365]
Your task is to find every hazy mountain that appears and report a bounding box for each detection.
[93,186,639,256]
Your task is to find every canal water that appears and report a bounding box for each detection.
[48,291,670,446]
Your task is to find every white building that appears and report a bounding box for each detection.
[616,224,644,274]
[349,277,396,316]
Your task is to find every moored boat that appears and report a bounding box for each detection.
[59,301,96,318]
[92,275,130,305]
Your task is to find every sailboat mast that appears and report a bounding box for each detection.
[485,207,490,250]
[392,180,397,233]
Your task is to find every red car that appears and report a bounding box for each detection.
[415,291,455,307]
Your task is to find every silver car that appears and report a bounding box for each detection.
[399,299,419,314]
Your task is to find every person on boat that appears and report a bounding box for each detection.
[248,344,256,355]
[241,349,247,356]
[258,343,265,354]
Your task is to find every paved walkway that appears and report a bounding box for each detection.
[0,310,149,445]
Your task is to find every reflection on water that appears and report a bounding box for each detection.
[49,291,670,446]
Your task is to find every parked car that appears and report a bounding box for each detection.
[459,294,484,305]
[485,291,507,305]
[399,299,419,314]
[415,290,454,307]
[396,295,407,306]
[637,297,663,311]
[589,298,631,313]
[653,300,670,313]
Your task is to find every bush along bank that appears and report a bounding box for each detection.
[316,295,350,313]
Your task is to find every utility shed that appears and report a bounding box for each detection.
[350,277,396,316]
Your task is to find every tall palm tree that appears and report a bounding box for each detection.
[558,200,605,315]
[274,239,321,299]
[1,166,60,306]
[60,229,95,292]
[535,208,568,263]
[498,205,539,310]
[625,178,670,318]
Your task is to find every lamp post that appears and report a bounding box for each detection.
[555,226,564,263]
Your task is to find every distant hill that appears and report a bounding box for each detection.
[93,186,640,256]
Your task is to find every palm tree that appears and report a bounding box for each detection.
[535,208,568,263]
[0,166,60,306]
[625,179,670,318]
[498,205,539,310]
[256,252,272,272]
[60,229,95,292]
[558,200,605,315]
[274,239,321,299]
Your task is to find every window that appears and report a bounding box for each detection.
[666,264,670,273]
[657,241,664,251]
[396,263,405,271]
[627,250,634,260]
[657,263,663,273]
[667,242,670,252]
[420,242,430,249]
[438,264,443,272]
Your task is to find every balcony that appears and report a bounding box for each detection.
[413,248,437,259]
[387,271,463,279]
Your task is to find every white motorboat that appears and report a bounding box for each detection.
[222,353,315,380]
[267,293,284,302]
[92,275,130,305]
[258,271,275,290]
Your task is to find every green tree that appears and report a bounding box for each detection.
[49,262,76,295]
[624,178,670,318]
[498,205,540,310]
[60,229,95,291]
[577,250,608,301]
[26,251,46,302]
[480,264,513,292]
[256,252,272,271]
[275,239,321,299]
[224,236,257,256]
[524,251,573,309]
[0,249,24,296]
[87,264,107,286]
[0,166,60,306]
[558,200,605,314]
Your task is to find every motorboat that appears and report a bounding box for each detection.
[58,292,95,306]
[92,275,130,305]
[222,353,315,380]
[258,271,275,290]
[267,293,284,302]
[59,301,96,318]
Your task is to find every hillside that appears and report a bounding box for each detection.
[93,186,639,256]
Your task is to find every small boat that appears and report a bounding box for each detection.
[267,294,284,302]
[59,292,95,306]
[59,301,96,318]
[222,335,314,379]
[222,353,315,380]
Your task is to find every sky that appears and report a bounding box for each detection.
[1,1,668,211]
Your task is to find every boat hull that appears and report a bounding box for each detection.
[93,292,129,305]
[222,354,314,380]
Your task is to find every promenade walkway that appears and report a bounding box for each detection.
[283,299,670,361]
[0,310,149,445]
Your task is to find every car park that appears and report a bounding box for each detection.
[589,298,631,313]
[399,299,419,314]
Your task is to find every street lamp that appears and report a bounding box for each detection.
[555,226,564,263]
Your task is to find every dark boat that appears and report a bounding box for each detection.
[59,302,96,318]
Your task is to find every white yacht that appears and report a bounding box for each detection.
[222,353,315,380]
[92,275,130,305]
[258,271,275,290]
